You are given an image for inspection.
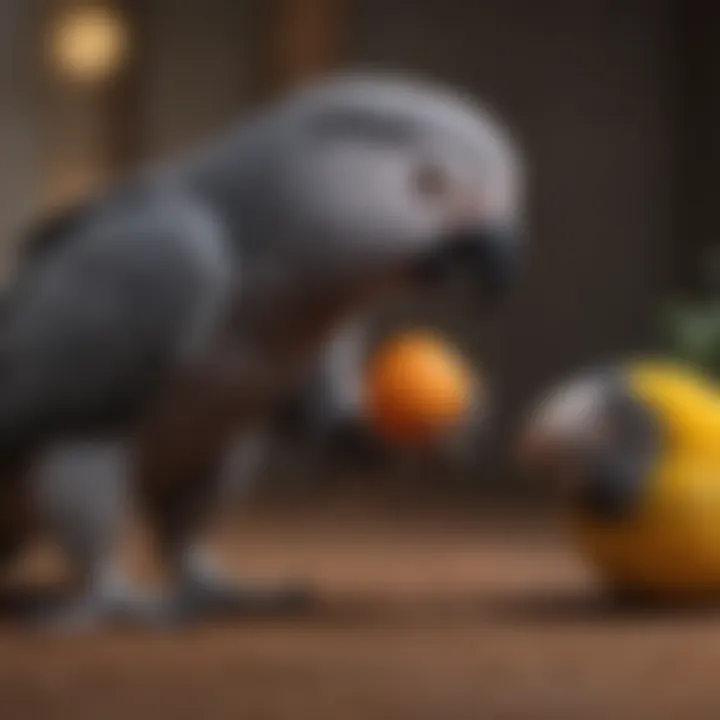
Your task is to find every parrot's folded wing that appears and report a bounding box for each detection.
[0,202,232,452]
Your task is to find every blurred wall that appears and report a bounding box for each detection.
[0,0,40,275]
[136,0,265,162]
[674,2,720,294]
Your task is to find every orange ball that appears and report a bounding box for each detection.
[364,331,477,446]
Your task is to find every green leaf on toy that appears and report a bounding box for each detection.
[658,302,720,376]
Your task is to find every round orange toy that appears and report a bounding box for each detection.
[364,330,477,447]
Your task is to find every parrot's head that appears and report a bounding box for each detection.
[516,368,660,522]
[268,73,525,306]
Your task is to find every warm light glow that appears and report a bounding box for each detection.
[49,6,129,84]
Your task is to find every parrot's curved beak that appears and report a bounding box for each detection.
[459,224,521,303]
[414,223,521,303]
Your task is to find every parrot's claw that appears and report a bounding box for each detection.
[29,578,315,631]
[29,583,168,633]
[30,596,106,634]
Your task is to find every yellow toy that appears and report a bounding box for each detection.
[364,330,477,447]
[520,359,720,600]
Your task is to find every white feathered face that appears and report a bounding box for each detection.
[527,376,610,449]
[273,76,524,301]
[517,369,660,519]
[517,373,615,494]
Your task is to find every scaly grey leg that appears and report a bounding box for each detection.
[30,441,159,631]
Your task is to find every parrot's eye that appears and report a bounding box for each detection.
[413,162,451,200]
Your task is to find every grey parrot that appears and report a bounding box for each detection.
[0,73,524,629]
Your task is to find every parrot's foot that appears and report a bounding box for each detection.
[29,595,106,633]
[29,577,166,633]
[31,574,315,631]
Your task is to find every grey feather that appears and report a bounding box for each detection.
[0,188,233,449]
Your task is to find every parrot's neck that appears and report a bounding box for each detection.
[168,113,285,258]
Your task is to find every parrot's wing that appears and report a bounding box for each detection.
[0,198,233,453]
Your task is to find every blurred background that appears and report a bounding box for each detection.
[2,2,720,718]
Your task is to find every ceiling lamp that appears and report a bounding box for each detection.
[49,6,129,84]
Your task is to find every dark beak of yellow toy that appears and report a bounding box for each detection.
[576,454,646,523]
